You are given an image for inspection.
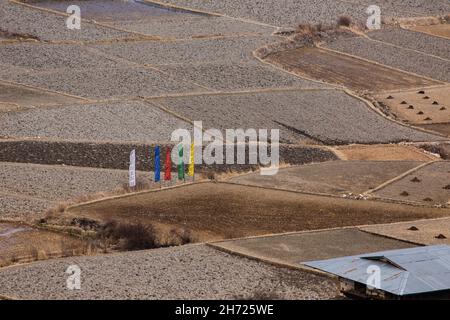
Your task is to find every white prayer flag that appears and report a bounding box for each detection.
[129,149,136,188]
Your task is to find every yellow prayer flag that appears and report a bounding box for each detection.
[188,143,195,177]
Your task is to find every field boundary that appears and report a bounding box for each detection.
[253,49,343,90]
[144,0,281,30]
[65,180,209,211]
[343,89,449,139]
[0,79,90,102]
[363,161,438,196]
[365,33,450,63]
[7,0,161,41]
[402,25,450,41]
[207,242,334,278]
[317,44,445,85]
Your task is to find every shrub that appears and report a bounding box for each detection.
[337,16,352,27]
[168,227,195,246]
[98,221,158,251]
[120,180,152,193]
[70,217,100,231]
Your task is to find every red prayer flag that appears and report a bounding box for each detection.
[164,146,172,181]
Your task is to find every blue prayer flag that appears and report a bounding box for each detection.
[154,146,161,182]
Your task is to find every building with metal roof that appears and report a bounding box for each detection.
[303,245,450,299]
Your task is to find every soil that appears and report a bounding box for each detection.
[212,228,414,265]
[0,82,83,107]
[408,24,450,40]
[66,182,450,241]
[418,123,450,137]
[373,161,450,206]
[0,222,84,267]
[334,144,436,161]
[229,160,424,195]
[0,244,340,300]
[361,217,450,245]
[265,47,437,92]
[375,86,450,125]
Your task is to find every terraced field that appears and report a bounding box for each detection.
[33,0,276,38]
[373,161,450,206]
[0,100,192,142]
[265,47,438,91]
[0,81,83,107]
[0,244,339,300]
[0,162,155,219]
[152,90,442,144]
[408,24,450,40]
[324,35,450,83]
[230,160,424,195]
[153,0,450,26]
[66,182,450,241]
[375,86,450,125]
[368,27,450,60]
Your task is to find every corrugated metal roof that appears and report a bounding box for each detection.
[303,245,450,296]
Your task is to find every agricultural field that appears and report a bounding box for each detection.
[229,160,424,195]
[152,90,441,144]
[361,217,450,246]
[373,161,450,206]
[367,27,450,60]
[0,244,339,300]
[0,100,192,142]
[0,82,83,108]
[0,0,449,302]
[64,182,450,242]
[375,86,450,125]
[408,24,450,40]
[212,228,414,266]
[0,222,86,267]
[264,47,438,92]
[0,162,155,219]
[324,35,450,83]
[333,144,436,161]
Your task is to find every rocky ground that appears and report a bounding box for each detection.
[153,0,450,27]
[368,27,450,60]
[154,90,442,144]
[0,162,155,219]
[0,0,449,301]
[0,244,340,300]
[324,36,450,83]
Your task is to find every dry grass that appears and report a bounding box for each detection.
[94,220,196,251]
[0,29,39,41]
[44,179,155,220]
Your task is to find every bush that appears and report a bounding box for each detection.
[337,16,352,27]
[70,217,100,231]
[296,23,331,36]
[168,227,195,246]
[98,221,158,251]
[122,180,152,193]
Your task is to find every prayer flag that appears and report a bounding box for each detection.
[188,143,195,177]
[129,149,136,188]
[164,146,172,181]
[154,146,160,183]
[178,144,184,180]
